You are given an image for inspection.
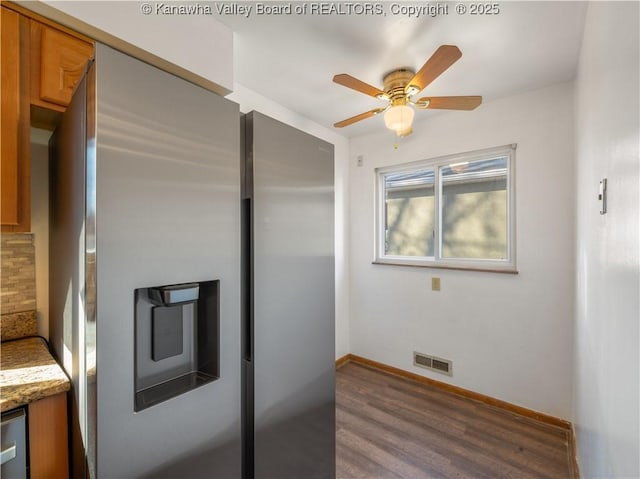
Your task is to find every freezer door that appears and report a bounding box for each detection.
[245,111,336,479]
[92,44,241,478]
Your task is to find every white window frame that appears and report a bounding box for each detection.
[374,144,517,273]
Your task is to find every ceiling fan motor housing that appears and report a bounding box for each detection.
[383,69,415,105]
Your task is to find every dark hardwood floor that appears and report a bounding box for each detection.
[336,362,574,479]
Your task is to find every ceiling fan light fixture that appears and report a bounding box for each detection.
[384,104,415,137]
[397,125,413,137]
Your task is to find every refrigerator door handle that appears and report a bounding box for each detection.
[0,443,17,465]
[242,197,253,363]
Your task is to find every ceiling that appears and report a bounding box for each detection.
[216,2,587,138]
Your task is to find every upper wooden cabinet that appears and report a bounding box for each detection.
[30,20,93,110]
[1,6,30,231]
[1,5,94,232]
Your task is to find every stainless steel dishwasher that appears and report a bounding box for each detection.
[1,407,27,478]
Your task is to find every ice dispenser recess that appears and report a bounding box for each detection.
[134,280,220,411]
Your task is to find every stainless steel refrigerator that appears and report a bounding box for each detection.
[49,44,335,478]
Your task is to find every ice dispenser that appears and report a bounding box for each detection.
[134,280,219,411]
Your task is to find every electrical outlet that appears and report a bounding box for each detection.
[431,277,441,291]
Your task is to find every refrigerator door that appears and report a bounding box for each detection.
[244,112,336,478]
[52,44,242,478]
[48,61,90,479]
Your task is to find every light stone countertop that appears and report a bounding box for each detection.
[1,310,38,341]
[0,337,70,412]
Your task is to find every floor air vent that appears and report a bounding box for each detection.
[413,352,452,376]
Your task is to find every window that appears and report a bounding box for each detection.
[375,144,516,272]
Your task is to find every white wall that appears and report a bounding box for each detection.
[228,84,351,360]
[348,82,575,419]
[30,139,50,338]
[573,2,640,478]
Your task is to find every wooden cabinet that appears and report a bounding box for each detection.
[30,20,93,110]
[28,392,69,478]
[1,6,30,232]
[1,4,93,232]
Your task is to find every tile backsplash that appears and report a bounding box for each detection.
[1,233,37,315]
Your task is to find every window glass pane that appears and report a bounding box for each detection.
[440,157,508,259]
[384,168,435,257]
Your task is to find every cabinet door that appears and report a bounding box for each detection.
[1,7,20,226]
[38,25,93,107]
[1,6,29,231]
[28,393,69,478]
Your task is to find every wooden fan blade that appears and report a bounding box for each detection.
[333,74,386,98]
[406,45,462,94]
[334,108,386,128]
[416,96,482,110]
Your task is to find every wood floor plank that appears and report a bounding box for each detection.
[336,362,574,479]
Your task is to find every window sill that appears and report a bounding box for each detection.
[372,261,519,275]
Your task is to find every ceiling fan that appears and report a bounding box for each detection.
[333,45,482,137]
